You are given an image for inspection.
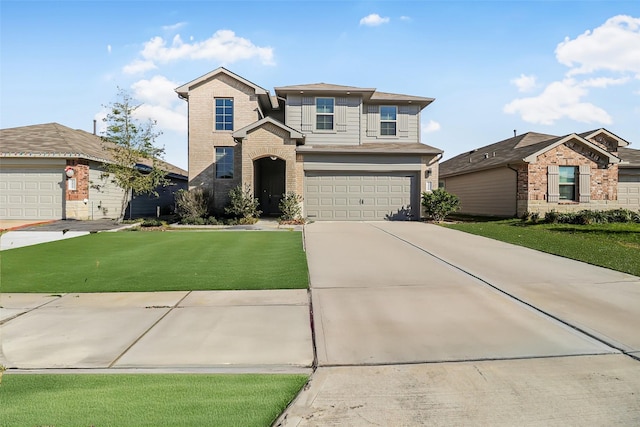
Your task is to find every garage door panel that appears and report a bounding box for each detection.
[618,173,640,208]
[305,172,415,221]
[0,168,63,220]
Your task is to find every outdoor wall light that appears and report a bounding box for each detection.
[426,169,432,178]
[270,156,277,161]
[65,166,75,178]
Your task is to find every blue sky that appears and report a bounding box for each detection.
[1,1,639,170]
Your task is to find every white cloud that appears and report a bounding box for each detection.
[130,76,187,133]
[400,16,411,22]
[504,78,612,125]
[422,120,441,133]
[556,15,640,76]
[511,74,537,93]
[360,14,390,26]
[579,76,630,88]
[130,30,274,70]
[162,22,186,32]
[123,59,157,75]
[107,44,112,54]
[504,15,639,126]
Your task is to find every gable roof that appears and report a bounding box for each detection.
[0,123,187,177]
[440,131,622,178]
[175,67,278,109]
[274,83,434,108]
[232,117,304,141]
[578,128,630,148]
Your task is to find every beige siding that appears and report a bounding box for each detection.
[89,166,126,219]
[285,95,361,145]
[362,103,420,144]
[443,167,517,217]
[618,169,640,210]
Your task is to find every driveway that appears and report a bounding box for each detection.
[281,221,640,425]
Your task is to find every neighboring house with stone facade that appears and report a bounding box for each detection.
[439,129,640,217]
[176,67,442,220]
[0,123,187,221]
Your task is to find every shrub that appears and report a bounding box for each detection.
[225,185,262,220]
[421,188,460,222]
[544,210,559,224]
[175,187,214,219]
[279,192,303,222]
[140,218,166,227]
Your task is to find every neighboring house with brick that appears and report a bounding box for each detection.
[439,129,640,217]
[0,123,187,221]
[176,67,442,221]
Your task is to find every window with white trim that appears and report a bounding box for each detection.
[380,106,397,136]
[215,147,234,179]
[316,98,334,130]
[559,166,578,201]
[215,98,233,131]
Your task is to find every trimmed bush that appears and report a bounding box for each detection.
[421,188,460,222]
[225,185,262,221]
[543,208,640,225]
[279,192,303,222]
[175,187,214,220]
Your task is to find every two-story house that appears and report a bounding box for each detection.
[175,67,442,221]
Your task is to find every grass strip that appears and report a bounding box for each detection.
[444,220,640,276]
[1,231,309,293]
[0,373,307,427]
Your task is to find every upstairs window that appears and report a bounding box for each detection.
[559,166,577,200]
[215,147,234,179]
[316,98,334,130]
[215,98,233,131]
[380,106,397,136]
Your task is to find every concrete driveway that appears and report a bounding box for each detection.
[281,221,640,425]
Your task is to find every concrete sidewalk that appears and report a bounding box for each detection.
[0,290,313,372]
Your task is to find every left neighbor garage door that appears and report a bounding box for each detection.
[305,172,416,220]
[0,168,64,220]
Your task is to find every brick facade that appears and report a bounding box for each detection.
[517,142,619,216]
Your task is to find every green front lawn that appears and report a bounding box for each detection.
[0,373,307,427]
[1,231,309,293]
[444,220,640,276]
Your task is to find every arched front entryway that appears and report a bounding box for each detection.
[254,156,286,216]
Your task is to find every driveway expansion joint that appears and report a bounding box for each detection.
[107,291,193,368]
[371,223,625,355]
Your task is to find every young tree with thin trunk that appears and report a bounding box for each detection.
[100,88,169,223]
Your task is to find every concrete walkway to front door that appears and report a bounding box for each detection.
[279,221,640,425]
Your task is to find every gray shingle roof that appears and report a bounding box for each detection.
[439,132,559,177]
[619,147,640,167]
[275,83,434,107]
[0,122,187,177]
[440,129,630,178]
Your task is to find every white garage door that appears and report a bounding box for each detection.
[0,168,64,219]
[618,172,640,209]
[305,172,415,220]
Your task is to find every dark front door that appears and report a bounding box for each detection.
[254,157,286,216]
